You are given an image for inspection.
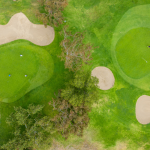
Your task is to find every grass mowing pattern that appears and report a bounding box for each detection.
[0,44,37,99]
[116,27,150,79]
[0,43,54,103]
[0,1,66,143]
[62,1,150,149]
[111,4,150,91]
[1,0,150,149]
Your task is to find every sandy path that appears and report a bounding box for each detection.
[136,95,150,124]
[91,66,115,90]
[0,12,54,46]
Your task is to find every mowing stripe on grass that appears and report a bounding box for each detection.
[115,27,150,79]
[111,4,150,91]
[0,43,54,103]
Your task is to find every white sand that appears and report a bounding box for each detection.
[0,12,54,46]
[136,95,150,124]
[91,66,115,90]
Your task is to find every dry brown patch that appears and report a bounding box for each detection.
[107,141,128,150]
[49,139,104,150]
[49,139,66,150]
[48,127,104,150]
[31,2,39,7]
[115,141,127,150]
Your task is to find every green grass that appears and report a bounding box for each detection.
[0,0,68,145]
[0,43,54,103]
[116,27,150,79]
[88,86,150,149]
[62,0,150,149]
[1,0,150,149]
[111,4,150,91]
[0,44,38,99]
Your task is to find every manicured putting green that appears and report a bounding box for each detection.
[111,4,150,91]
[116,27,150,79]
[0,43,54,103]
[0,45,37,98]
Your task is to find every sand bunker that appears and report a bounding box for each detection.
[136,95,150,124]
[0,12,54,46]
[91,66,115,90]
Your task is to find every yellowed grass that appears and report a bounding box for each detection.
[48,126,104,150]
[31,2,39,7]
[108,141,128,150]
[49,138,104,150]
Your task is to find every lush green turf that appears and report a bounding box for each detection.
[62,1,150,149]
[111,4,150,91]
[0,0,65,145]
[0,43,54,103]
[116,27,150,79]
[1,0,150,149]
[0,44,38,99]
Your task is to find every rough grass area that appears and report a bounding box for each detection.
[1,0,150,149]
[62,1,150,150]
[116,27,150,79]
[0,0,66,145]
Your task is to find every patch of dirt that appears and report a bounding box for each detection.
[31,2,39,7]
[49,139,103,150]
[48,127,104,150]
[114,141,127,150]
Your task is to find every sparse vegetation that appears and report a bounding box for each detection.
[58,25,98,72]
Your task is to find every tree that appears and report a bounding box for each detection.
[35,9,49,28]
[0,104,57,150]
[61,69,100,107]
[58,25,98,72]
[48,69,100,140]
[35,0,68,27]
[48,89,91,140]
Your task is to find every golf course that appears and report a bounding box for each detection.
[1,0,150,150]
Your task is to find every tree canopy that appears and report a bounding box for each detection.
[48,69,100,140]
[61,69,100,107]
[48,89,91,140]
[0,104,57,150]
[58,25,98,72]
[36,0,68,27]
